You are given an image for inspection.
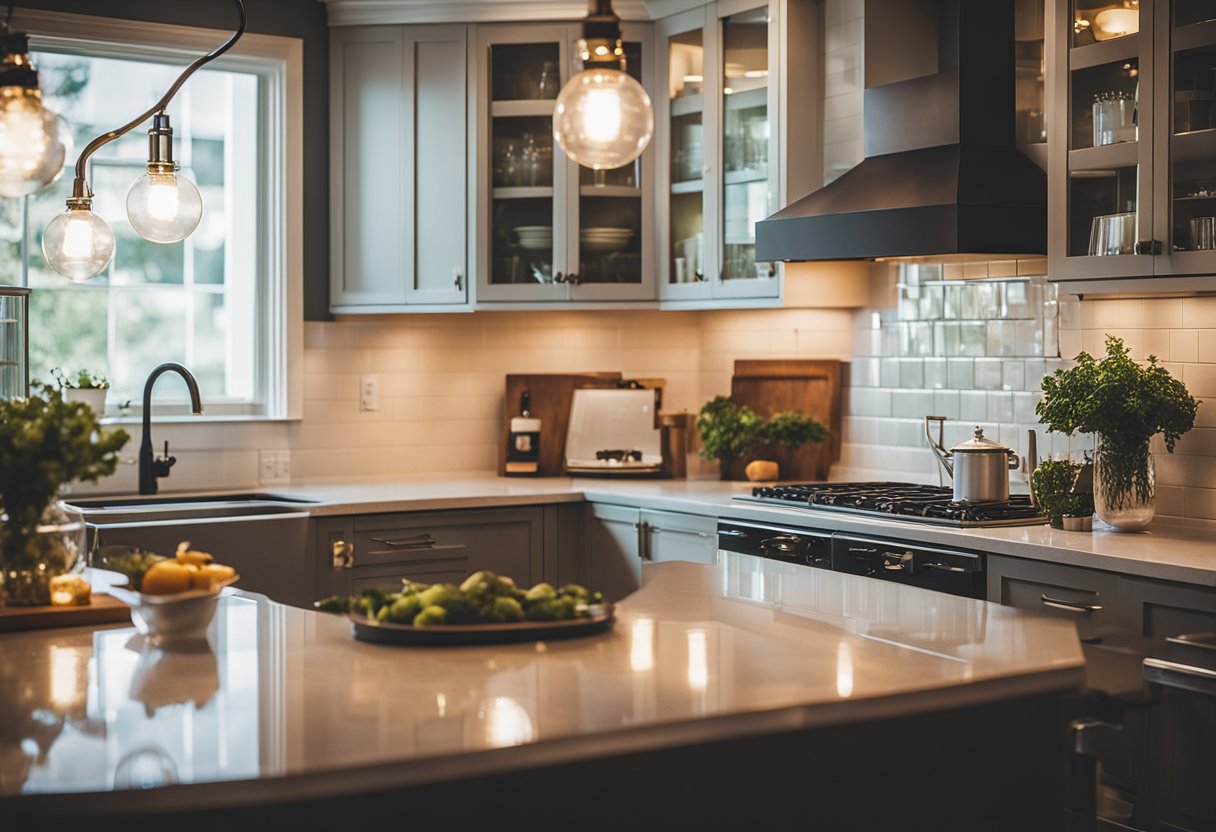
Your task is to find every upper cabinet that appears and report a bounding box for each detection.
[330,25,469,312]
[474,22,656,303]
[658,1,813,306]
[1049,0,1216,281]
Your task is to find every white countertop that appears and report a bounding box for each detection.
[0,556,1083,809]
[252,474,1216,587]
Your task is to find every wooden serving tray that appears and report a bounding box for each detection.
[0,593,131,633]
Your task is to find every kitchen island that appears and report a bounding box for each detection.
[2,555,1084,830]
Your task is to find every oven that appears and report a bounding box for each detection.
[717,521,986,599]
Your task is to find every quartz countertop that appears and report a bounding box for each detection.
[0,556,1083,811]
[255,475,1216,586]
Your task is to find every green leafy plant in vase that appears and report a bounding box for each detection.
[51,367,111,415]
[1031,458,1095,530]
[0,385,129,605]
[1036,336,1198,532]
[697,396,829,481]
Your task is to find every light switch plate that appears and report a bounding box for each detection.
[259,450,291,485]
[360,374,380,412]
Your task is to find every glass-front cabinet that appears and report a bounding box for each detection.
[658,1,782,304]
[1050,0,1216,279]
[476,24,655,302]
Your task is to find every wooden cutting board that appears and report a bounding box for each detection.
[0,593,130,632]
[499,373,623,476]
[725,359,843,482]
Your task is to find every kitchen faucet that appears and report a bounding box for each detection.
[138,362,204,495]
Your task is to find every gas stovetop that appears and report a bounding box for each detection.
[735,482,1048,528]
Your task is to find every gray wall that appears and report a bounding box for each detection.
[19,0,331,319]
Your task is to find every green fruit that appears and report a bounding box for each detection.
[558,583,589,599]
[490,596,525,623]
[526,596,575,622]
[387,595,422,624]
[525,582,557,603]
[413,605,448,627]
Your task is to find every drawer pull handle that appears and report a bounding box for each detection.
[1041,594,1102,613]
[923,561,967,573]
[1143,658,1216,697]
[718,529,747,538]
[332,540,355,569]
[370,533,440,549]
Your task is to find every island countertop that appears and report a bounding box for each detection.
[1,555,1083,815]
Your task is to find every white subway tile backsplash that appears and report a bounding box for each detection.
[988,391,1014,422]
[924,357,947,389]
[1171,330,1199,364]
[947,358,973,389]
[932,389,960,419]
[1002,360,1025,391]
[899,358,924,388]
[892,389,935,419]
[959,390,988,422]
[974,358,1004,390]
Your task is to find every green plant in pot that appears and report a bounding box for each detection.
[1031,458,1095,530]
[51,367,110,415]
[1036,336,1198,532]
[0,385,129,605]
[696,396,828,480]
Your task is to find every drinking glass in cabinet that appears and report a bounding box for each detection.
[490,43,561,101]
[668,29,703,100]
[1092,91,1136,146]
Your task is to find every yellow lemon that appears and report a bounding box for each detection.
[175,541,214,567]
[191,563,237,591]
[141,561,197,595]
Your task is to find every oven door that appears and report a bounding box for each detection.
[717,521,832,569]
[831,534,985,598]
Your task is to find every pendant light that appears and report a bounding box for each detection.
[0,6,68,198]
[43,0,245,282]
[553,0,654,171]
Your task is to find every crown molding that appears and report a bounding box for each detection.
[319,1,660,26]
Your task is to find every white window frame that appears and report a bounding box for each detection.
[13,8,303,421]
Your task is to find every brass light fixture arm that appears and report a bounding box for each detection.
[67,0,246,202]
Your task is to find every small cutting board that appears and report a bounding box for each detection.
[726,359,843,482]
[0,593,131,633]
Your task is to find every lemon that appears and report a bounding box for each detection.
[191,563,236,591]
[141,561,197,595]
[175,541,214,567]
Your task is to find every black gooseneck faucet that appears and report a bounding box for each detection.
[138,362,204,495]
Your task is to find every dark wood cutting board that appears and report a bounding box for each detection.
[499,373,623,476]
[725,359,843,482]
[0,593,131,632]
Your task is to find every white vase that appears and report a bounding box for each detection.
[65,387,107,415]
[1093,435,1156,532]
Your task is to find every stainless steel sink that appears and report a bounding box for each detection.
[65,493,317,523]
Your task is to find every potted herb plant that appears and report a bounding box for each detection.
[51,367,111,416]
[0,386,129,605]
[1036,336,1199,531]
[1031,458,1095,530]
[697,396,829,481]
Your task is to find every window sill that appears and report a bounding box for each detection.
[100,414,303,426]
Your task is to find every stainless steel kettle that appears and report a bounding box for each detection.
[924,416,1019,503]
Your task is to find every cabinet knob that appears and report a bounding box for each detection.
[331,540,355,570]
[1134,240,1162,255]
[554,271,566,283]
[568,272,580,286]
[453,267,462,290]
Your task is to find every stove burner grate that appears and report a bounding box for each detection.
[746,482,1046,527]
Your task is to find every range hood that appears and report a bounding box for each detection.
[755,0,1046,262]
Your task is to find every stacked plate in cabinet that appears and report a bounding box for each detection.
[580,226,633,252]
[514,225,552,250]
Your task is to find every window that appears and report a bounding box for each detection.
[0,15,300,417]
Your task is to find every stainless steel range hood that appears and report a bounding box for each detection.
[755,0,1046,262]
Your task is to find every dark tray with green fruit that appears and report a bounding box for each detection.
[315,571,615,646]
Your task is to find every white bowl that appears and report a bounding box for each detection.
[107,576,238,648]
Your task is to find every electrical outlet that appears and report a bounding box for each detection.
[258,450,291,485]
[360,374,380,412]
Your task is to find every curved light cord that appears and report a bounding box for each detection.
[68,0,246,200]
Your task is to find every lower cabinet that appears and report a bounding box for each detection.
[584,504,720,602]
[316,506,544,598]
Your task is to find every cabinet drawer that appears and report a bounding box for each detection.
[987,555,1122,641]
[640,509,717,565]
[351,507,543,582]
[1117,576,1216,639]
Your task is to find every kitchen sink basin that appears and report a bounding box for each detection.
[65,493,317,523]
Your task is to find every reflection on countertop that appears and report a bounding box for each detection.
[0,555,1083,804]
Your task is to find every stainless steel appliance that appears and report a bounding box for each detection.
[716,520,985,599]
[564,387,663,476]
[925,418,1020,503]
[737,482,1047,528]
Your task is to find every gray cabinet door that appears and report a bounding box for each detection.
[320,507,544,596]
[640,508,718,565]
[409,26,468,305]
[586,503,643,601]
[330,27,409,307]
[330,25,469,310]
[1118,575,1216,638]
[987,553,1122,641]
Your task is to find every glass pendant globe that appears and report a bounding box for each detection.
[553,68,654,170]
[0,89,68,197]
[42,206,115,282]
[126,169,203,243]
